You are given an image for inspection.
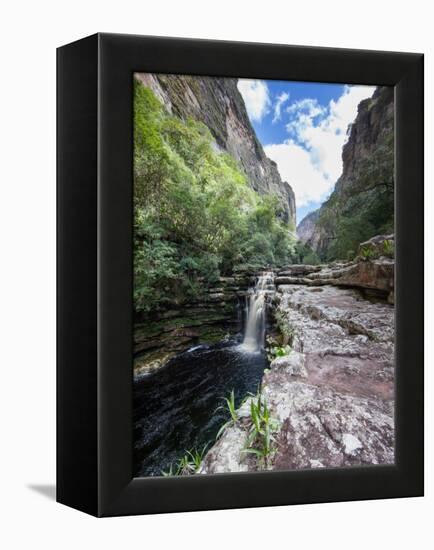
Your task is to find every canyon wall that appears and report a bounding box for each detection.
[135,73,296,227]
[296,86,394,260]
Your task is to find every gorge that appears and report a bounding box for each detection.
[296,86,394,261]
[133,74,395,476]
[134,252,395,475]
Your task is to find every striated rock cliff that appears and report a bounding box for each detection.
[338,87,394,190]
[297,86,394,259]
[274,255,394,304]
[135,73,296,226]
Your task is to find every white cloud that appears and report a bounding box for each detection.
[237,79,271,122]
[272,92,290,123]
[265,85,376,208]
[286,98,325,118]
[265,141,331,207]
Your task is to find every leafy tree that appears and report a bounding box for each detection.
[133,82,296,313]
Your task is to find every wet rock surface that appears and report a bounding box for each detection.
[134,274,253,376]
[200,283,394,473]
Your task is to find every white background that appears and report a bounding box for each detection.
[1,1,432,548]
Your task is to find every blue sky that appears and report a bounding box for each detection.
[237,79,376,225]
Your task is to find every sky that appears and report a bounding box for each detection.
[237,79,376,224]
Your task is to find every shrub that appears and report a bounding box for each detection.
[382,239,394,258]
[241,393,279,469]
[267,345,291,362]
[359,246,378,261]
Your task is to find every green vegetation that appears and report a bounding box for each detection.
[290,242,321,265]
[162,445,208,476]
[359,246,377,261]
[273,310,295,347]
[358,237,394,262]
[241,393,279,468]
[134,82,296,313]
[316,127,394,262]
[215,389,238,439]
[267,344,291,363]
[382,239,394,258]
[162,389,280,475]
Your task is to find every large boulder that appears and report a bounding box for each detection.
[199,425,249,474]
[264,380,394,470]
[311,259,394,297]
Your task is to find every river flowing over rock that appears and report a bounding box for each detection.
[134,272,256,376]
[200,258,395,473]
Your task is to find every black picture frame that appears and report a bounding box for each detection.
[57,33,424,517]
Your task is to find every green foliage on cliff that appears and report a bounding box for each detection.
[134,82,295,312]
[316,129,394,262]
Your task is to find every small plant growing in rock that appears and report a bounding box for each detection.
[242,393,279,469]
[176,453,197,475]
[359,246,377,261]
[161,464,176,477]
[274,310,295,346]
[185,446,208,472]
[382,239,394,258]
[267,345,291,362]
[161,444,208,476]
[215,389,238,439]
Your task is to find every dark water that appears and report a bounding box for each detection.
[133,340,267,476]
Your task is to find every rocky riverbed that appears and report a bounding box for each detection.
[200,256,395,473]
[134,237,395,474]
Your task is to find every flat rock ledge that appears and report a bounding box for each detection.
[200,284,394,474]
[274,258,394,304]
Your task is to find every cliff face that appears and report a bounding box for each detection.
[135,73,296,227]
[338,86,394,192]
[297,86,394,259]
[296,209,320,247]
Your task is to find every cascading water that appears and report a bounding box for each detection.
[134,270,275,476]
[241,271,275,352]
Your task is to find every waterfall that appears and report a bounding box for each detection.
[241,271,275,353]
